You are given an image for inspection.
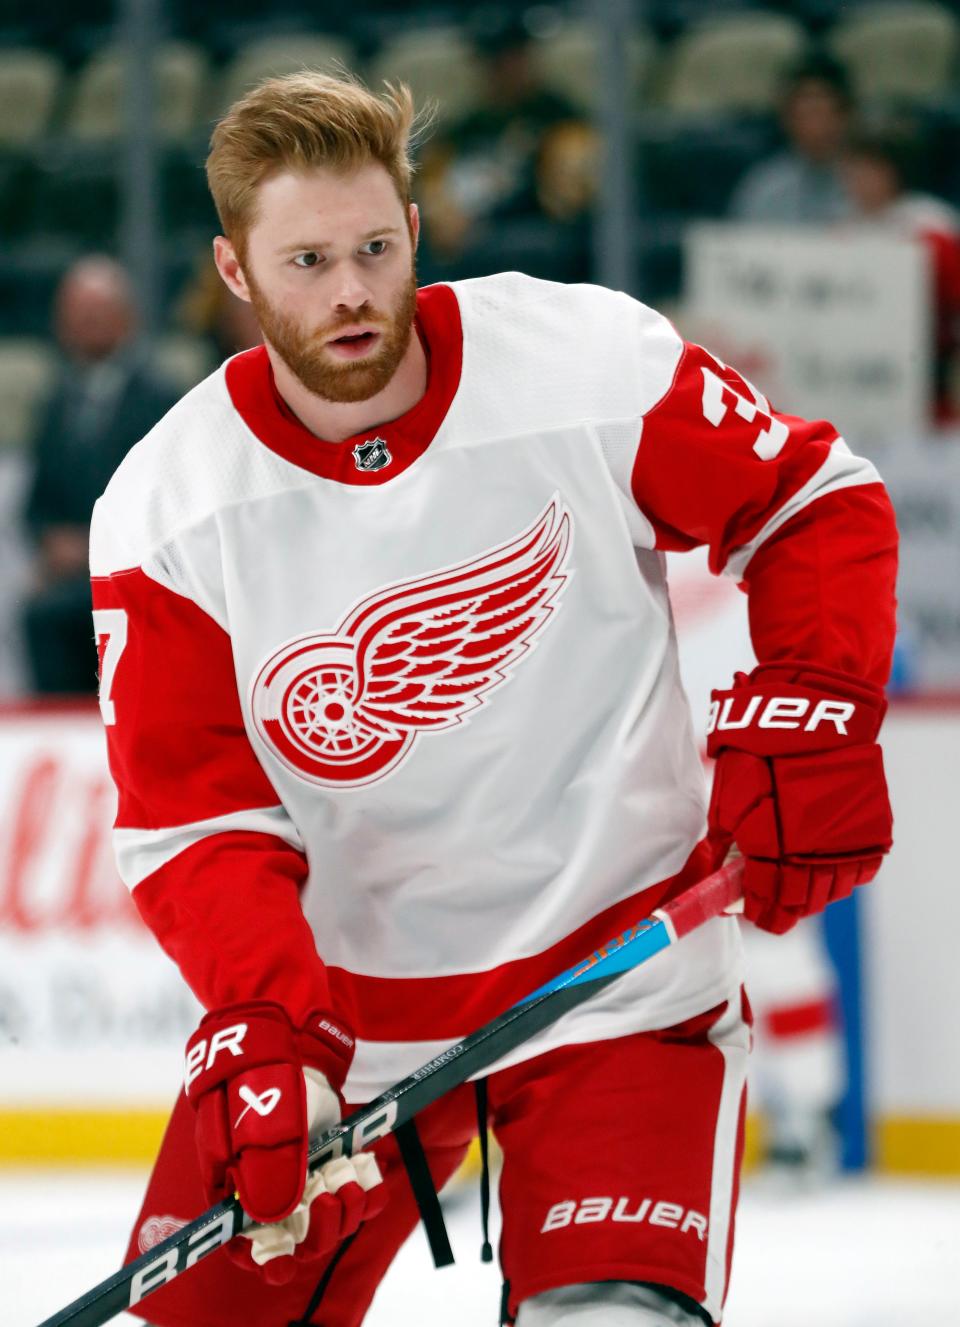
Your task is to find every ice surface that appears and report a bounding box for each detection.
[2,1171,957,1327]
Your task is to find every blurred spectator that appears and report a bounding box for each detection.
[22,256,178,694]
[419,9,594,263]
[843,129,960,423]
[730,54,854,224]
[535,119,600,226]
[179,254,262,361]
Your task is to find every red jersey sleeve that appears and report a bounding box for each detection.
[91,566,331,1022]
[631,341,898,685]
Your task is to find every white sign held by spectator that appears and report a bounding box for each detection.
[684,224,931,446]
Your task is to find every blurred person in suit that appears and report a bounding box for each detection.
[730,53,855,225]
[22,256,178,694]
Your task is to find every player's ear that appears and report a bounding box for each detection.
[213,235,253,304]
[408,203,420,252]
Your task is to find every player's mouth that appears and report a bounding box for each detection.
[326,328,382,360]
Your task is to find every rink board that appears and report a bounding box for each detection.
[0,700,956,1174]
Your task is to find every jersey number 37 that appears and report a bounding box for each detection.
[93,607,128,725]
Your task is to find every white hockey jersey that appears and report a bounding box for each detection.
[90,273,891,1100]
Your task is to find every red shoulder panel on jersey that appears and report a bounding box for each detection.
[631,341,839,572]
[92,568,279,829]
[631,340,897,682]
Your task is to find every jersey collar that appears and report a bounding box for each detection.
[225,282,463,484]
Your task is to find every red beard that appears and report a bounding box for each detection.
[245,266,418,405]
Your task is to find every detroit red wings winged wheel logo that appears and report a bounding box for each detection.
[251,498,573,787]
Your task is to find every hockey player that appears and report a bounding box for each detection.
[90,72,897,1327]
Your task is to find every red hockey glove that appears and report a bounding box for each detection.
[706,663,893,935]
[184,1002,386,1283]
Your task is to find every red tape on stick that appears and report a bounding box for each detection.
[655,858,744,941]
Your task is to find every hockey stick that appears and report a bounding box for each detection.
[35,857,743,1327]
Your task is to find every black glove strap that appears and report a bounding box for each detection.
[395,1117,455,1268]
[475,1077,494,1263]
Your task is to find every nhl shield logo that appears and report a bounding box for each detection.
[352,437,392,472]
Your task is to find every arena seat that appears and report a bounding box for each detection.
[63,41,208,143]
[0,48,61,146]
[639,115,776,218]
[658,12,808,115]
[828,2,960,105]
[0,239,78,336]
[153,333,216,395]
[366,26,484,126]
[219,33,356,111]
[30,147,118,247]
[534,18,657,113]
[0,338,56,452]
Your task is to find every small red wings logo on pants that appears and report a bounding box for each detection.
[251,497,573,787]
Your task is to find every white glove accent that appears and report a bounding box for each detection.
[337,1150,383,1194]
[303,1065,341,1136]
[243,1170,325,1266]
[241,1068,384,1268]
[244,1217,296,1265]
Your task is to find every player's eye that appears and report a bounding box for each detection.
[292,251,322,268]
[361,240,388,256]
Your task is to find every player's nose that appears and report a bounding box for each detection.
[329,262,375,313]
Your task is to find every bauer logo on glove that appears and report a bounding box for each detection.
[708,692,858,739]
[707,661,893,935]
[183,1021,248,1089]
